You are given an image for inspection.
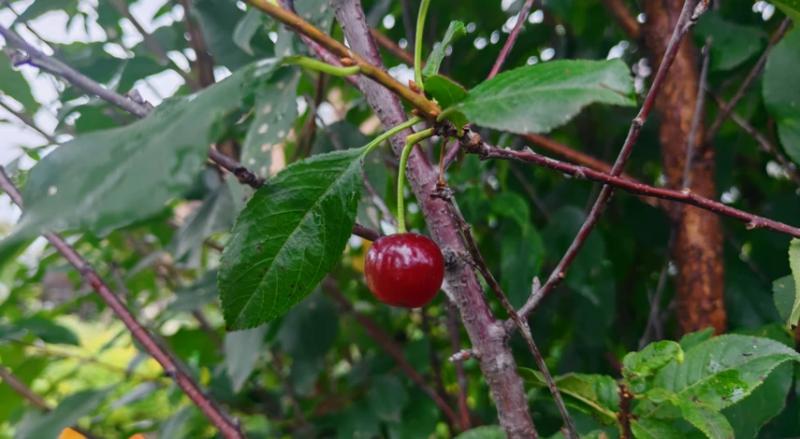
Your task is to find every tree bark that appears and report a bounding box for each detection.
[642,0,726,334]
[332,1,538,436]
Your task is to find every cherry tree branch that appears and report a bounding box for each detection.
[601,0,641,40]
[177,0,216,87]
[0,167,244,439]
[517,0,708,318]
[488,0,535,79]
[463,139,800,238]
[0,97,56,143]
[0,364,50,410]
[328,0,537,436]
[705,17,792,141]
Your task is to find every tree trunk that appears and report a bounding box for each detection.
[642,0,726,334]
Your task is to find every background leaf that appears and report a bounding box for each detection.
[422,21,466,78]
[224,325,267,392]
[763,28,800,165]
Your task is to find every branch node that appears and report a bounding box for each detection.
[449,349,477,363]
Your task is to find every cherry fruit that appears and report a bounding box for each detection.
[364,233,445,308]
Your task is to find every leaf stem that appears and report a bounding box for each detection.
[284,55,360,77]
[414,0,431,92]
[362,117,422,156]
[397,128,435,233]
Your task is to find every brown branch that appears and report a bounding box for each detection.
[709,93,800,187]
[518,0,708,318]
[110,0,197,88]
[705,18,792,141]
[0,364,50,410]
[328,1,537,436]
[370,29,414,64]
[177,0,216,87]
[601,0,641,40]
[445,302,472,430]
[322,278,462,429]
[682,38,711,188]
[0,167,244,439]
[247,0,441,119]
[0,97,56,143]
[617,383,633,439]
[443,194,577,437]
[488,0,535,79]
[464,140,800,238]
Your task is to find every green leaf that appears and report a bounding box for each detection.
[16,0,78,23]
[424,75,469,130]
[771,0,800,22]
[520,369,619,421]
[723,361,793,438]
[763,29,800,165]
[276,292,338,360]
[623,340,683,390]
[785,238,800,327]
[4,60,278,247]
[18,316,80,345]
[233,9,264,56]
[652,335,800,411]
[367,375,408,422]
[192,0,273,69]
[451,59,635,135]
[455,425,506,439]
[631,418,684,439]
[170,182,238,265]
[680,328,715,351]
[224,325,267,392]
[219,148,364,329]
[676,400,734,439]
[241,68,299,179]
[0,59,37,111]
[14,388,110,439]
[773,275,797,326]
[422,21,466,78]
[694,13,765,72]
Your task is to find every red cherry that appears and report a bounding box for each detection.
[364,233,445,308]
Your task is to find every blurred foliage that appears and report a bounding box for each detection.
[0,0,799,438]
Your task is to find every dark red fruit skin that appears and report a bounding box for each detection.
[364,233,445,308]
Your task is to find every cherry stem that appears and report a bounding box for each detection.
[361,117,422,157]
[414,0,431,92]
[397,128,435,233]
[283,55,360,77]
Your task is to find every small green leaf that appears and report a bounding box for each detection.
[676,400,734,439]
[520,369,619,421]
[15,0,78,23]
[224,325,267,392]
[422,21,466,78]
[680,327,715,350]
[424,74,469,130]
[170,182,238,266]
[18,316,80,345]
[631,418,683,439]
[771,0,800,21]
[763,29,800,165]
[623,340,683,390]
[367,375,409,422]
[652,335,800,411]
[233,9,264,56]
[0,59,38,112]
[773,275,797,326]
[784,239,800,327]
[219,148,364,329]
[14,388,110,439]
[452,59,635,135]
[241,68,300,179]
[454,425,506,439]
[276,293,338,360]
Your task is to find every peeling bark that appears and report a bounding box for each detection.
[642,0,726,334]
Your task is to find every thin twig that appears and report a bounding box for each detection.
[464,140,800,238]
[177,0,216,87]
[488,0,535,79]
[601,0,641,39]
[709,93,800,187]
[322,278,463,429]
[682,38,711,188]
[445,301,472,429]
[517,0,708,318]
[370,28,414,64]
[0,167,244,439]
[0,97,56,143]
[443,194,577,438]
[705,17,791,141]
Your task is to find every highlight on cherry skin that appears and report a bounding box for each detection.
[364,233,445,308]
